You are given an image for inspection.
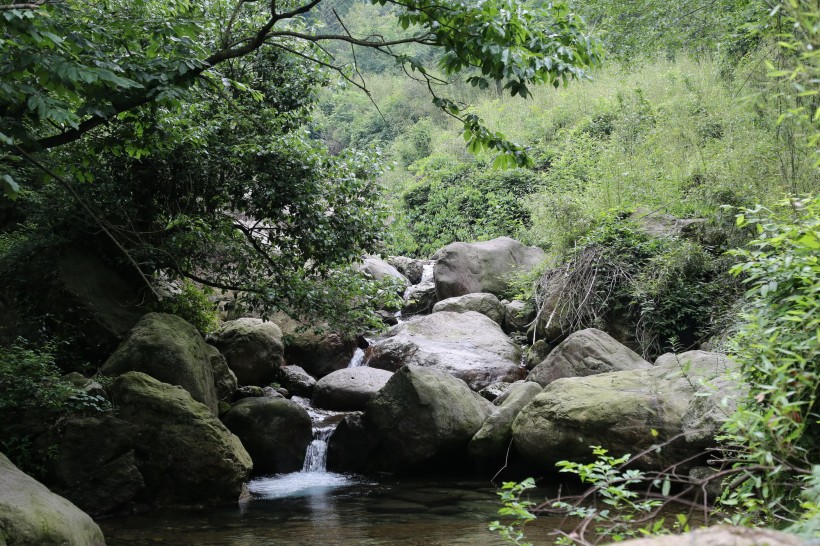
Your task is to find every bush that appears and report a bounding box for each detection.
[151,279,220,335]
[0,341,73,412]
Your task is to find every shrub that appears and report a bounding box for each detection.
[0,341,73,412]
[150,279,220,335]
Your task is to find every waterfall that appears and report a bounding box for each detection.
[347,347,366,368]
[302,427,334,473]
[420,262,434,284]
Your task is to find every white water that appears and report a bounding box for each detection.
[420,262,435,284]
[347,347,366,368]
[302,427,333,472]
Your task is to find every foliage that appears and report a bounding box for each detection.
[0,340,73,411]
[719,195,819,527]
[151,280,220,335]
[533,210,739,357]
[489,478,537,546]
[551,446,668,544]
[389,165,542,256]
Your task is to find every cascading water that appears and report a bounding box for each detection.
[301,427,334,472]
[347,348,366,368]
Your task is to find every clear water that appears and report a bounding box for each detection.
[99,478,564,545]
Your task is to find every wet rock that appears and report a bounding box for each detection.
[100,313,219,414]
[527,328,652,387]
[312,367,393,411]
[0,452,105,546]
[366,311,524,391]
[210,318,284,386]
[221,397,312,475]
[433,237,545,300]
[432,292,505,325]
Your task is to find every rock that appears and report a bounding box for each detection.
[221,397,312,475]
[360,256,410,294]
[493,380,526,406]
[469,382,543,460]
[527,328,652,387]
[525,340,554,370]
[100,313,219,415]
[688,466,723,500]
[107,372,252,505]
[628,207,704,239]
[271,313,357,378]
[62,372,106,399]
[262,386,287,399]
[503,300,536,334]
[231,385,265,401]
[210,318,284,386]
[606,526,801,546]
[386,256,428,284]
[45,372,252,515]
[205,344,237,401]
[365,365,492,470]
[366,311,524,391]
[0,452,105,546]
[512,355,739,470]
[401,281,438,316]
[432,292,505,325]
[432,237,545,300]
[327,413,375,473]
[478,382,511,402]
[276,365,316,397]
[312,367,394,411]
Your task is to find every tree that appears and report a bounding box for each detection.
[0,0,600,342]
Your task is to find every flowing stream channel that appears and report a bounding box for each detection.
[99,321,563,544]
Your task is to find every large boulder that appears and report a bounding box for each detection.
[401,281,438,316]
[327,413,374,473]
[432,237,545,300]
[221,397,312,475]
[469,382,543,460]
[106,372,252,505]
[365,365,493,470]
[628,207,704,239]
[432,292,505,325]
[43,372,252,516]
[210,318,284,386]
[512,354,739,470]
[271,313,357,378]
[527,328,652,387]
[503,299,536,334]
[0,452,105,546]
[386,256,428,284]
[276,365,317,397]
[312,367,394,411]
[366,311,525,391]
[100,313,219,414]
[360,256,410,294]
[205,344,237,402]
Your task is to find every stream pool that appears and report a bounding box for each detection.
[99,474,564,545]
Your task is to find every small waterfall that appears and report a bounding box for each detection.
[302,427,334,473]
[347,347,366,368]
[420,262,435,284]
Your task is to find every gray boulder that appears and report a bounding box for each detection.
[512,355,739,470]
[276,365,317,397]
[629,207,704,239]
[432,292,505,325]
[360,256,410,294]
[503,300,536,334]
[327,413,374,473]
[366,311,525,391]
[45,372,252,515]
[469,382,543,460]
[433,237,545,300]
[100,313,219,414]
[386,256,428,284]
[271,313,357,378]
[221,397,312,475]
[312,367,393,411]
[365,366,492,470]
[478,382,511,402]
[0,452,105,546]
[205,344,237,401]
[210,318,284,386]
[402,281,438,316]
[527,328,652,387]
